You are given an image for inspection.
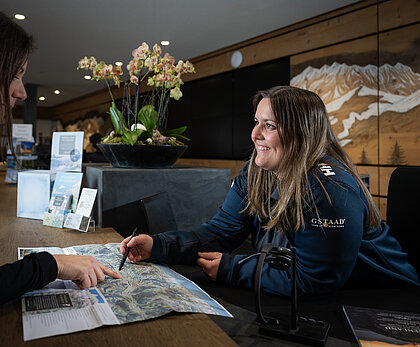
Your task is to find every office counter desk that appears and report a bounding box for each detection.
[172,265,420,346]
[0,177,236,347]
[2,174,419,347]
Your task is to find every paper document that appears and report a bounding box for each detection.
[20,244,232,341]
[22,288,118,341]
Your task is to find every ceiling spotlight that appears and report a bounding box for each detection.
[160,40,170,46]
[14,14,26,20]
[39,96,46,101]
[115,61,123,66]
[54,90,60,95]
[84,75,91,80]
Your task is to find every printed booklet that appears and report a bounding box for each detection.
[343,305,420,347]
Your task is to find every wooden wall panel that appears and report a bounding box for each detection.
[51,3,379,123]
[379,0,420,31]
[44,0,420,194]
[186,6,378,83]
[379,197,387,221]
[175,158,246,180]
[12,106,53,120]
[51,80,150,121]
[56,103,110,125]
[290,36,379,166]
[378,23,420,166]
[357,165,379,196]
[192,0,378,63]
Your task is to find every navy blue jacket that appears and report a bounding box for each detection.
[150,159,419,297]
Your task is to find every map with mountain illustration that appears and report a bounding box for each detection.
[291,62,420,165]
[73,243,232,324]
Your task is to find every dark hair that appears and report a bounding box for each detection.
[245,86,381,231]
[0,12,33,159]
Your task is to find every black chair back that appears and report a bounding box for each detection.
[386,167,420,272]
[140,192,177,235]
[103,191,177,238]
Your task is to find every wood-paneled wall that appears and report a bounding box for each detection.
[50,0,420,219]
[50,0,382,123]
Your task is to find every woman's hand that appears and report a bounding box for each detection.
[197,252,222,280]
[120,234,153,263]
[53,254,122,289]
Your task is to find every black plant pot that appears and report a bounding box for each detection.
[97,143,187,169]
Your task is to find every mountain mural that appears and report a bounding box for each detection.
[290,62,420,164]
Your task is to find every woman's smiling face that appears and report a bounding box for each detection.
[251,98,283,172]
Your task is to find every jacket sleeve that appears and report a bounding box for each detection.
[150,169,254,265]
[217,179,366,299]
[0,252,58,305]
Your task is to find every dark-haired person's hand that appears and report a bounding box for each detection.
[197,252,222,280]
[53,255,121,289]
[120,234,153,263]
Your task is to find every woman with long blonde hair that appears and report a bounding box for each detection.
[122,86,419,297]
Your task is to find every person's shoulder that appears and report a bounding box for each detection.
[237,161,249,177]
[231,161,249,195]
[310,156,360,193]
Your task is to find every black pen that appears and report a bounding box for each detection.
[119,227,138,271]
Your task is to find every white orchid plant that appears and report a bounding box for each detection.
[77,42,195,146]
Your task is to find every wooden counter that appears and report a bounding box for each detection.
[0,173,237,346]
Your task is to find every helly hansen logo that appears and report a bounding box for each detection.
[311,218,346,228]
[320,165,335,176]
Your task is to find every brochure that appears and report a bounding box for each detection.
[75,188,97,217]
[22,287,119,341]
[19,245,232,341]
[43,193,73,228]
[43,213,66,228]
[63,213,91,232]
[48,193,73,213]
[52,172,83,213]
[343,305,420,347]
[62,188,97,232]
[50,131,84,172]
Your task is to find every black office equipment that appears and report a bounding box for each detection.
[387,167,420,272]
[253,243,330,346]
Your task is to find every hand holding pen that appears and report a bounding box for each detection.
[119,227,138,270]
[119,230,154,270]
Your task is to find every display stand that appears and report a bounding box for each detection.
[254,243,330,346]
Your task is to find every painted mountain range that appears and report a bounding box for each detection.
[290,62,420,164]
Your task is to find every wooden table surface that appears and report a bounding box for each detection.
[0,173,237,346]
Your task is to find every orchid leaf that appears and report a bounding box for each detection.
[171,134,190,141]
[122,130,141,146]
[138,105,158,135]
[109,103,128,134]
[163,126,187,136]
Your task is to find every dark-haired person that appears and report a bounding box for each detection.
[121,85,419,298]
[0,12,121,305]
